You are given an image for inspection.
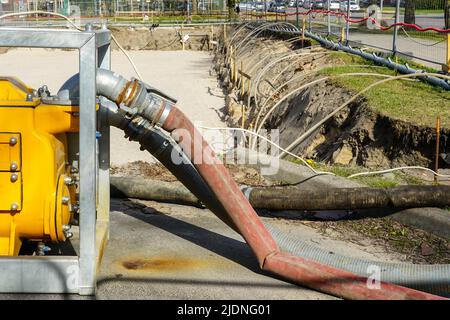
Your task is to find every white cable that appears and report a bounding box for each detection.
[198,125,334,176]
[348,166,450,179]
[279,72,450,158]
[110,33,143,80]
[203,124,449,181]
[0,11,143,80]
[0,10,81,30]
[400,27,446,47]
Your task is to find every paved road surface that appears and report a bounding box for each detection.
[283,8,446,68]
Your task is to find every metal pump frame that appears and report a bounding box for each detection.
[0,26,111,295]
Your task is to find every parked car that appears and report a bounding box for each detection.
[288,0,303,6]
[240,2,256,11]
[303,0,312,9]
[312,0,325,9]
[268,1,286,12]
[340,0,360,11]
[254,1,265,11]
[329,0,340,10]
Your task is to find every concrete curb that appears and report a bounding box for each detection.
[232,147,450,240]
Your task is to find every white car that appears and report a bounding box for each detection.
[288,0,303,6]
[254,1,265,11]
[340,0,360,11]
[238,2,255,11]
[329,0,340,10]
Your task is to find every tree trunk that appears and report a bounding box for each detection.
[192,0,198,14]
[227,0,236,20]
[404,0,415,25]
[445,0,450,29]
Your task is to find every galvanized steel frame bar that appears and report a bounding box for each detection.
[0,26,111,295]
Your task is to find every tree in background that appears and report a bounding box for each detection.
[228,0,237,19]
[192,0,198,14]
[404,0,416,24]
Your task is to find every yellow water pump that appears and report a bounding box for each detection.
[0,77,78,256]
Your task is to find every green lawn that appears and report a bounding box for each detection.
[349,25,446,43]
[290,159,425,187]
[112,14,229,24]
[319,52,450,128]
[381,8,445,15]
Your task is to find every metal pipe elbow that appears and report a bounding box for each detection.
[96,68,130,103]
[96,68,174,127]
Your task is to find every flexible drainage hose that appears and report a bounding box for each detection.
[267,224,450,296]
[244,22,450,91]
[148,107,445,299]
[98,100,237,232]
[109,175,450,296]
[110,176,450,211]
[61,70,445,299]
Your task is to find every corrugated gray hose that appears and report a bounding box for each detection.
[265,224,450,297]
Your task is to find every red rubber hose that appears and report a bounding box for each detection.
[162,106,445,300]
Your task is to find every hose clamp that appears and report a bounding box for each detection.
[240,185,253,200]
[155,100,173,128]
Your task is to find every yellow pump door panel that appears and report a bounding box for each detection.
[0,172,22,212]
[0,133,22,212]
[0,133,21,171]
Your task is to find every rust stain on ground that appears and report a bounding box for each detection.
[121,257,209,272]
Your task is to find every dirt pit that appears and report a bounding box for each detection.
[215,28,450,170]
[111,161,273,186]
[110,25,222,51]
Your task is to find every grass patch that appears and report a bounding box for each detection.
[291,159,428,187]
[112,14,229,24]
[350,25,446,43]
[321,164,400,188]
[381,8,444,15]
[318,52,450,128]
[310,217,450,264]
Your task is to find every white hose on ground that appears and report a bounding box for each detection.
[254,72,400,140]
[253,52,327,110]
[348,166,450,179]
[236,22,299,58]
[246,50,327,147]
[251,65,391,139]
[198,125,332,176]
[252,50,324,100]
[232,22,278,52]
[243,47,316,106]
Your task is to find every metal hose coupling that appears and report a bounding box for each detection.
[96,68,176,127]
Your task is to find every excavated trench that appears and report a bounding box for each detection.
[215,28,449,169]
[109,26,215,51]
[0,25,220,54]
[268,83,448,168]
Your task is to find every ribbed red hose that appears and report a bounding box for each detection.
[162,106,445,300]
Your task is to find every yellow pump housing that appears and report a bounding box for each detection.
[0,77,79,256]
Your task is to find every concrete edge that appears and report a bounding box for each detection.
[231,147,450,240]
